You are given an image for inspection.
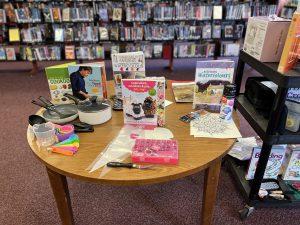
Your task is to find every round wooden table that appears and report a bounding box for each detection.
[27,80,238,225]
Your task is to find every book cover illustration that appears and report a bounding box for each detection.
[43,8,53,23]
[171,81,194,102]
[62,8,71,22]
[113,8,122,21]
[0,47,6,60]
[5,47,16,60]
[99,8,109,22]
[121,78,165,128]
[278,11,300,73]
[193,60,234,112]
[52,8,62,22]
[111,51,145,98]
[4,3,17,23]
[45,62,76,104]
[282,149,300,180]
[65,45,75,60]
[245,147,286,180]
[9,28,20,42]
[68,63,107,100]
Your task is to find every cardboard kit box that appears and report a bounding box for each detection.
[243,16,290,62]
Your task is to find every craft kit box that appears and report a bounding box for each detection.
[243,16,290,62]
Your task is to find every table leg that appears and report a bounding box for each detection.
[201,159,222,225]
[46,167,75,225]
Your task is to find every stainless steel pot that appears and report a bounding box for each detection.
[64,94,112,125]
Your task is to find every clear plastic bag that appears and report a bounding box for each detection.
[87,125,145,173]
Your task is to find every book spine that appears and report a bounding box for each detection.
[278,12,300,73]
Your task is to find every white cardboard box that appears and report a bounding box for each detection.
[243,16,290,62]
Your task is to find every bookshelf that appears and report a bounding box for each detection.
[0,0,278,73]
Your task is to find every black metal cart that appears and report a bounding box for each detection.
[226,50,300,219]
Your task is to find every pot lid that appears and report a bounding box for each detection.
[78,98,110,113]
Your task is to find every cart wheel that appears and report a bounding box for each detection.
[238,205,255,220]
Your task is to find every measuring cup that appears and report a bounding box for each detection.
[32,123,56,147]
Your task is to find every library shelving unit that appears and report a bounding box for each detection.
[226,50,300,219]
[0,0,279,74]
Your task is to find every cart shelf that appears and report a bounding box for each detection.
[228,50,300,219]
[236,95,300,145]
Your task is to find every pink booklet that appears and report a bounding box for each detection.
[131,139,178,164]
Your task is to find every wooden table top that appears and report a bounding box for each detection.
[27,80,238,186]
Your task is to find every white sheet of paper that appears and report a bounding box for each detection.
[190,113,242,139]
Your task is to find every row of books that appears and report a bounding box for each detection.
[6,22,245,44]
[1,2,278,24]
[175,23,245,40]
[0,42,167,61]
[0,46,16,60]
[123,42,163,59]
[2,3,94,23]
[173,42,215,58]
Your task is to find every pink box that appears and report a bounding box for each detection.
[131,139,178,164]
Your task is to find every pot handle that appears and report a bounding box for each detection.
[31,100,48,109]
[64,93,80,105]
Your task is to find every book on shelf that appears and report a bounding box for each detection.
[5,47,16,61]
[111,45,120,55]
[171,81,195,103]
[62,8,71,22]
[54,28,64,42]
[278,11,300,73]
[68,62,108,100]
[213,5,223,20]
[43,8,53,23]
[153,43,163,58]
[121,77,165,128]
[45,62,76,104]
[95,45,105,59]
[221,41,240,56]
[9,28,20,42]
[112,8,122,21]
[245,146,286,180]
[111,51,146,98]
[31,7,41,23]
[110,26,119,40]
[202,24,212,39]
[99,27,109,40]
[0,9,6,23]
[52,7,62,23]
[212,23,222,39]
[25,47,35,61]
[235,24,245,39]
[193,60,235,112]
[64,28,74,42]
[99,8,109,22]
[282,146,300,180]
[224,25,234,38]
[4,3,17,23]
[65,45,75,60]
[0,47,6,60]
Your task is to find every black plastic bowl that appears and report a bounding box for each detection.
[28,115,46,126]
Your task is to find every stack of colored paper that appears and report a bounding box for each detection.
[49,134,79,156]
